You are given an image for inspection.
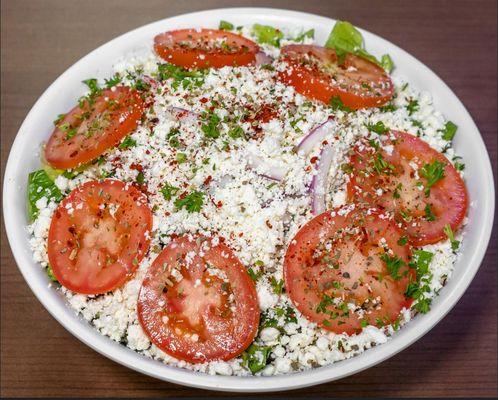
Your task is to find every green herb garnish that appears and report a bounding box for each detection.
[420,160,445,196]
[443,224,460,251]
[174,190,204,213]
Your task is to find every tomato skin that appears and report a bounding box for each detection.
[45,87,145,169]
[47,179,152,295]
[279,45,394,109]
[284,207,414,335]
[137,235,259,363]
[348,131,468,245]
[154,29,260,69]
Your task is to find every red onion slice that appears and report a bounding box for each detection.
[296,118,337,156]
[255,51,273,66]
[167,106,198,123]
[247,152,287,181]
[310,144,335,215]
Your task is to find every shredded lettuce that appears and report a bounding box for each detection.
[219,20,234,31]
[325,21,394,72]
[27,170,63,221]
[242,344,272,373]
[293,28,314,43]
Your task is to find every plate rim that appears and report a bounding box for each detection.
[2,6,495,393]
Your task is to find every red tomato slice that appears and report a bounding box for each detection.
[154,29,259,69]
[45,86,145,169]
[278,45,394,109]
[47,179,153,295]
[137,235,259,363]
[347,131,468,245]
[284,207,414,335]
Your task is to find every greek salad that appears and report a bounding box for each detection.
[27,20,468,376]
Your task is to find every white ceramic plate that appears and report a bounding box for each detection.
[3,7,495,393]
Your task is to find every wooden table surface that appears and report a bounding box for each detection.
[1,0,496,397]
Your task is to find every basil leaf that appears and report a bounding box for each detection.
[252,24,283,47]
[27,170,63,221]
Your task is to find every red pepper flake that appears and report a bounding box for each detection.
[203,175,213,186]
[265,220,273,229]
[216,201,223,208]
[200,97,208,104]
[238,232,244,237]
[130,163,143,172]
[310,156,318,164]
[305,166,312,172]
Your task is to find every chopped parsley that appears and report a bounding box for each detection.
[329,95,352,112]
[174,190,204,213]
[420,160,445,196]
[443,224,460,251]
[118,136,137,149]
[157,63,204,90]
[380,253,405,280]
[228,124,245,139]
[452,156,465,171]
[270,277,284,295]
[201,112,221,139]
[176,152,187,164]
[378,103,396,112]
[247,267,263,282]
[397,235,408,246]
[104,73,122,89]
[365,121,389,135]
[424,203,436,221]
[135,171,145,185]
[160,183,179,201]
[405,250,434,314]
[393,183,402,199]
[372,153,395,175]
[406,99,419,116]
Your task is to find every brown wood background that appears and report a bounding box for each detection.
[1,0,496,397]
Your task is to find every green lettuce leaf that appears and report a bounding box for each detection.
[27,170,63,221]
[325,21,394,72]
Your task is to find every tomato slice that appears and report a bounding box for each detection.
[278,45,393,109]
[284,207,414,335]
[347,131,468,245]
[137,235,259,363]
[45,86,145,169]
[47,179,153,295]
[154,29,259,69]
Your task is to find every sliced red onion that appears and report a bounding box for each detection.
[310,144,335,215]
[296,118,337,156]
[167,106,198,123]
[247,152,287,181]
[255,51,273,66]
